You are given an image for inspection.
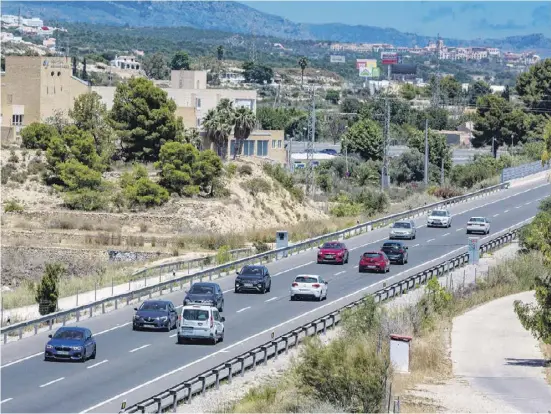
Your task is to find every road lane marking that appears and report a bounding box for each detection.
[96,322,132,336]
[353,265,359,268]
[525,202,532,205]
[169,333,177,338]
[412,244,420,248]
[236,307,251,313]
[39,377,64,388]
[223,289,233,293]
[493,214,499,217]
[87,360,108,369]
[0,398,13,404]
[273,261,315,276]
[504,210,509,213]
[456,228,463,232]
[427,238,435,243]
[129,344,150,353]
[265,297,278,303]
[334,271,346,276]
[443,233,450,237]
[515,206,521,209]
[80,244,480,414]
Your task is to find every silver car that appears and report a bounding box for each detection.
[389,220,416,240]
[466,217,491,235]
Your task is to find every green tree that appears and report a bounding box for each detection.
[407,126,452,174]
[216,45,224,61]
[514,274,551,344]
[519,197,551,264]
[515,58,551,111]
[120,164,169,208]
[325,89,340,104]
[242,61,273,84]
[340,97,361,114]
[170,50,191,70]
[400,83,418,100]
[341,119,383,161]
[298,56,308,86]
[468,80,492,105]
[110,77,184,162]
[183,127,203,150]
[69,92,115,166]
[142,52,169,80]
[433,75,462,103]
[543,120,551,166]
[233,106,256,159]
[193,150,224,196]
[20,122,59,150]
[389,149,425,185]
[35,263,65,315]
[202,99,235,160]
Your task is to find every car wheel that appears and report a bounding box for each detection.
[386,266,390,273]
[80,349,87,363]
[346,254,349,264]
[210,335,217,345]
[290,295,296,301]
[177,336,184,345]
[220,330,224,343]
[317,260,322,264]
[91,345,96,359]
[261,285,266,294]
[44,355,51,362]
[267,282,271,293]
[234,288,239,293]
[219,300,224,312]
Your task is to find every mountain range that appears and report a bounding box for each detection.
[3,1,551,52]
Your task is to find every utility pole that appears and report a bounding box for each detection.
[305,86,316,195]
[424,118,429,185]
[440,157,445,185]
[381,97,391,190]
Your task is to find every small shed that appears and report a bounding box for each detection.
[390,334,413,373]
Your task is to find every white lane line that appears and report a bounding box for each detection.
[456,228,463,232]
[0,398,13,404]
[80,244,478,414]
[223,289,233,293]
[525,202,532,205]
[39,377,64,388]
[236,307,251,313]
[169,333,177,338]
[504,209,509,213]
[129,344,150,353]
[427,238,435,243]
[442,233,450,237]
[96,322,132,336]
[411,244,420,248]
[87,360,108,369]
[334,271,346,276]
[353,265,359,268]
[273,261,315,276]
[515,205,522,209]
[493,214,499,217]
[265,297,278,303]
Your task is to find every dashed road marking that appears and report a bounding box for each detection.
[353,265,359,268]
[504,209,509,213]
[493,214,499,217]
[412,244,420,248]
[96,322,132,336]
[525,202,532,205]
[129,344,150,353]
[87,360,108,369]
[0,398,13,404]
[334,271,346,276]
[39,377,64,388]
[515,206,522,209]
[456,228,463,232]
[427,238,435,243]
[273,261,315,276]
[169,333,177,338]
[443,233,450,237]
[265,297,278,303]
[236,307,251,313]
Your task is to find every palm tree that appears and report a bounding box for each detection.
[183,127,203,150]
[202,99,235,160]
[298,57,308,87]
[233,107,256,160]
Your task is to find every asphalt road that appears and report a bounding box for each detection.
[0,180,549,413]
[290,142,507,165]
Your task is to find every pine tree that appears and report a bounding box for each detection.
[35,263,65,315]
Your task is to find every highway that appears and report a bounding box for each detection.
[289,142,507,165]
[0,179,548,413]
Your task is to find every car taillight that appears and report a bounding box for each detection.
[292,283,298,287]
[210,314,214,328]
[312,284,320,288]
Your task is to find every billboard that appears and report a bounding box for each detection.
[330,55,345,63]
[356,58,377,69]
[359,66,381,78]
[390,64,418,75]
[381,52,399,65]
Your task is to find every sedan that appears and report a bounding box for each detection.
[235,265,272,293]
[184,282,224,312]
[466,217,491,235]
[290,275,328,301]
[133,300,178,331]
[427,209,452,228]
[359,251,390,273]
[381,241,408,265]
[389,220,416,240]
[44,327,96,362]
[317,241,349,264]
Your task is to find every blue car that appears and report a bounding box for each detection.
[183,282,224,312]
[44,327,96,362]
[132,300,178,331]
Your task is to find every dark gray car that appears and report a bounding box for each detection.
[183,282,224,312]
[132,300,178,332]
[235,265,272,294]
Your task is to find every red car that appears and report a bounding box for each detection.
[317,241,349,265]
[359,251,390,273]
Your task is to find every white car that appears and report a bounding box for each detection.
[466,217,491,235]
[389,219,416,240]
[427,209,452,228]
[290,275,328,302]
[177,305,225,345]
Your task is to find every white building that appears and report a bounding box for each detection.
[110,55,141,71]
[21,17,43,27]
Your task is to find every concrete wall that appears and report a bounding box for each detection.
[171,70,207,90]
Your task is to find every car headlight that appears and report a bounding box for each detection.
[134,315,139,320]
[46,344,53,349]
[160,316,168,321]
[72,346,82,351]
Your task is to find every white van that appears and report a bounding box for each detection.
[177,305,225,345]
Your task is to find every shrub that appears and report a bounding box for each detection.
[121,165,170,208]
[4,199,24,213]
[240,177,271,197]
[427,186,464,199]
[330,201,362,217]
[62,189,110,211]
[27,158,46,175]
[226,162,237,178]
[35,263,65,315]
[238,164,253,176]
[216,245,231,264]
[21,122,59,150]
[8,150,19,163]
[1,163,16,184]
[253,241,270,253]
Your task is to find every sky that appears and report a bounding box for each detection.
[241,1,551,40]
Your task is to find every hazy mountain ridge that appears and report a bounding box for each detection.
[3,0,550,52]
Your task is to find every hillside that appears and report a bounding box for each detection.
[3,0,550,52]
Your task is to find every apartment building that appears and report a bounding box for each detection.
[0,56,89,143]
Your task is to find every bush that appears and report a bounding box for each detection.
[27,158,46,175]
[427,186,464,199]
[21,122,60,150]
[262,163,304,202]
[240,177,271,196]
[120,164,170,209]
[330,201,362,217]
[35,263,65,315]
[8,150,19,163]
[238,164,253,176]
[62,189,110,211]
[253,241,270,253]
[4,199,24,213]
[1,163,16,184]
[216,245,231,264]
[226,162,238,178]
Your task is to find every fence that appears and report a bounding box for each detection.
[501,160,550,183]
[0,182,509,344]
[123,227,522,413]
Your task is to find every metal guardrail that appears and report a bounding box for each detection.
[0,182,508,344]
[501,161,550,183]
[123,227,523,413]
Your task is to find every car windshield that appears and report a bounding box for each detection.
[322,242,341,249]
[241,266,262,275]
[183,309,209,321]
[295,276,318,283]
[393,222,411,228]
[363,253,381,258]
[382,243,401,250]
[189,285,214,294]
[431,210,448,217]
[469,217,484,222]
[139,302,168,311]
[53,329,84,340]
